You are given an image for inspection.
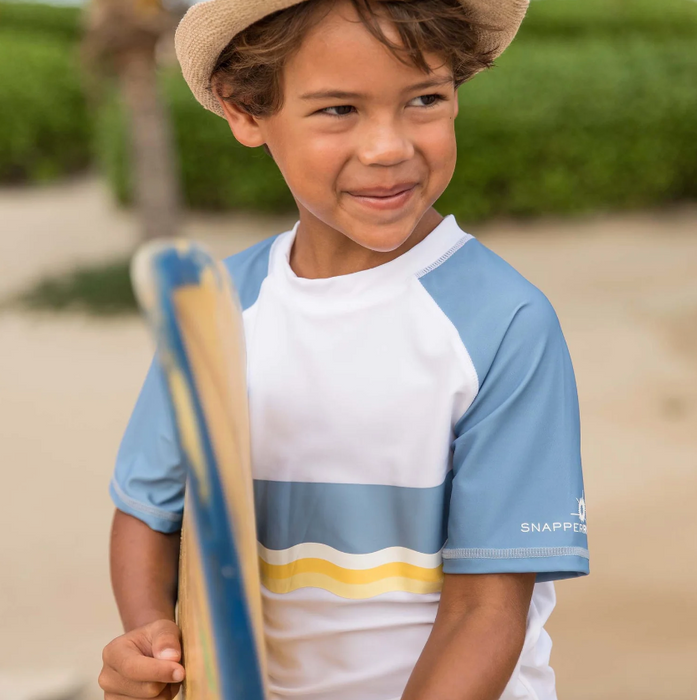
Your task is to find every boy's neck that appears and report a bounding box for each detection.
[289,208,444,280]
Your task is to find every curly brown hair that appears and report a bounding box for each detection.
[210,0,500,118]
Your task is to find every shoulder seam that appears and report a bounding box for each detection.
[415,235,473,280]
[225,234,279,312]
[411,277,480,412]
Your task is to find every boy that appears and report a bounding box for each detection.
[99,1,589,699]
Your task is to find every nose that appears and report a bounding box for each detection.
[356,118,414,167]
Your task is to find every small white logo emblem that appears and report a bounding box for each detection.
[571,492,586,523]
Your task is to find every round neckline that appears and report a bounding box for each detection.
[264,215,470,312]
[276,215,464,286]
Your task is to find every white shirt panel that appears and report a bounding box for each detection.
[247,228,477,488]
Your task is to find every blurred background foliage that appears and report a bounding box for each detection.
[17,257,138,314]
[516,0,697,39]
[1,0,696,221]
[0,2,91,182]
[0,0,82,40]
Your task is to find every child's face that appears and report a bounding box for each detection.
[221,0,459,253]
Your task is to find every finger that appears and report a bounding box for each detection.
[117,652,184,686]
[149,620,182,663]
[105,684,180,700]
[100,664,168,698]
[100,665,167,698]
[102,678,166,699]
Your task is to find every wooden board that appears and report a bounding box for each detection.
[131,241,266,700]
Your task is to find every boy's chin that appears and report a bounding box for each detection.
[342,214,425,253]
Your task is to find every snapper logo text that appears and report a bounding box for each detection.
[521,492,587,534]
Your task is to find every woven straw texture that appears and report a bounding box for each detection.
[175,0,530,118]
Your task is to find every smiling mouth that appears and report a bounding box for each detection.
[348,183,418,198]
[345,184,418,210]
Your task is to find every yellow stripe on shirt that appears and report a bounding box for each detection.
[258,556,443,599]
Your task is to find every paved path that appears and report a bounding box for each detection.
[1,177,695,699]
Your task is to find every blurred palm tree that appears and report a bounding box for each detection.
[84,0,181,240]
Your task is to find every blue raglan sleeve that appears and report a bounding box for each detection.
[442,296,589,582]
[109,358,185,533]
[108,236,278,534]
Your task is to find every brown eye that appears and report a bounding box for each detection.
[411,94,445,108]
[321,105,355,117]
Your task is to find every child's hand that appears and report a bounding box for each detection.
[99,619,185,699]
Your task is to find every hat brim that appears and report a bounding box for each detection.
[175,0,529,118]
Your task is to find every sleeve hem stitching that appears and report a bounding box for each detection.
[110,478,182,523]
[442,546,589,560]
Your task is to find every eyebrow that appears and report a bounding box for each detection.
[299,76,454,101]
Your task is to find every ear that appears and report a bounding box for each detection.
[453,86,459,119]
[213,88,266,148]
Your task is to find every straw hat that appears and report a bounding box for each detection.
[175,0,530,118]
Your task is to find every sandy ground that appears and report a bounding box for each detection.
[0,176,695,700]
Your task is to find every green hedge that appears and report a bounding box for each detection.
[0,32,91,183]
[100,35,697,221]
[519,0,697,40]
[439,37,697,220]
[0,1,83,42]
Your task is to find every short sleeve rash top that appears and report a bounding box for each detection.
[111,214,589,700]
